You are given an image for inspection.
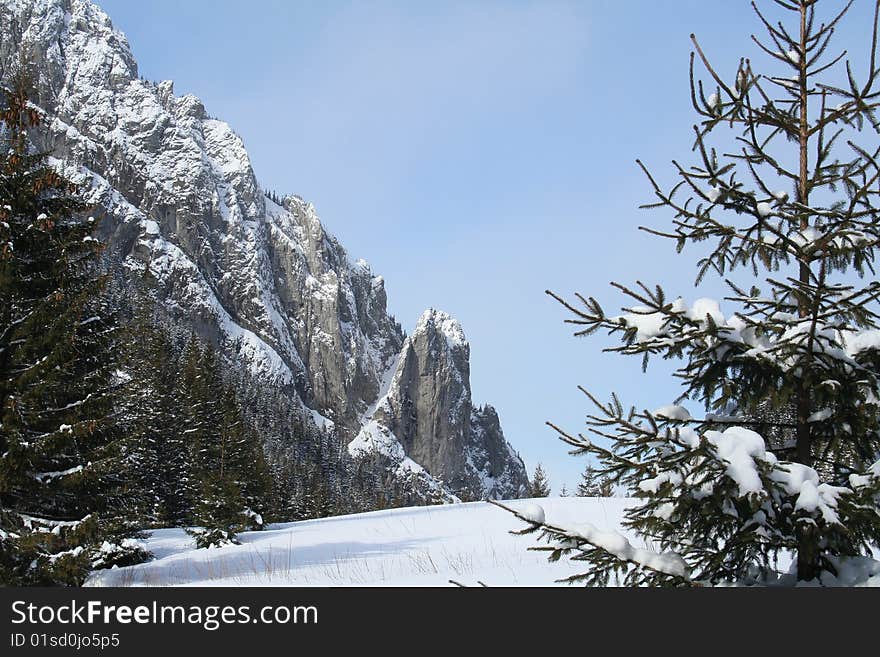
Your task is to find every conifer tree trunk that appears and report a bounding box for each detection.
[795,1,816,582]
[795,0,812,469]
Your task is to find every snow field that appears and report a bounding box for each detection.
[87,498,635,587]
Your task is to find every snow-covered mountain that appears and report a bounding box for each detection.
[0,0,528,498]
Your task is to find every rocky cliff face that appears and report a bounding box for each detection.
[0,0,528,499]
[350,310,527,498]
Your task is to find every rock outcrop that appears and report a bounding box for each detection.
[349,310,527,498]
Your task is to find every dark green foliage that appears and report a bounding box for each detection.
[528,463,551,497]
[576,464,614,498]
[0,74,145,585]
[121,328,273,546]
[239,370,446,523]
[117,315,428,544]
[187,373,272,545]
[119,299,195,526]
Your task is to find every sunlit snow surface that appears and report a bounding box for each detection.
[87,498,636,587]
[86,496,880,587]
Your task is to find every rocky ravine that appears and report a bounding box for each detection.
[0,0,528,498]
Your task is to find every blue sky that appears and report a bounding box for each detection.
[96,0,874,491]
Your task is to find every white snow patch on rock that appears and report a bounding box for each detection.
[415,308,468,350]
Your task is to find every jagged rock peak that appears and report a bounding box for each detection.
[413,308,469,352]
[1,0,137,100]
[349,307,528,498]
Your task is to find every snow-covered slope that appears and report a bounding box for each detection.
[86,497,637,587]
[0,0,528,498]
[84,496,880,587]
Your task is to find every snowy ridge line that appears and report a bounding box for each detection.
[346,308,527,497]
[267,498,493,530]
[415,308,468,350]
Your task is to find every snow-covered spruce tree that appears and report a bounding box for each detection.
[502,0,880,586]
[181,339,270,547]
[0,74,146,585]
[528,463,551,498]
[193,387,271,546]
[118,296,192,526]
[576,464,614,498]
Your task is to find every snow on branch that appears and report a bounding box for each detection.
[490,500,692,584]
